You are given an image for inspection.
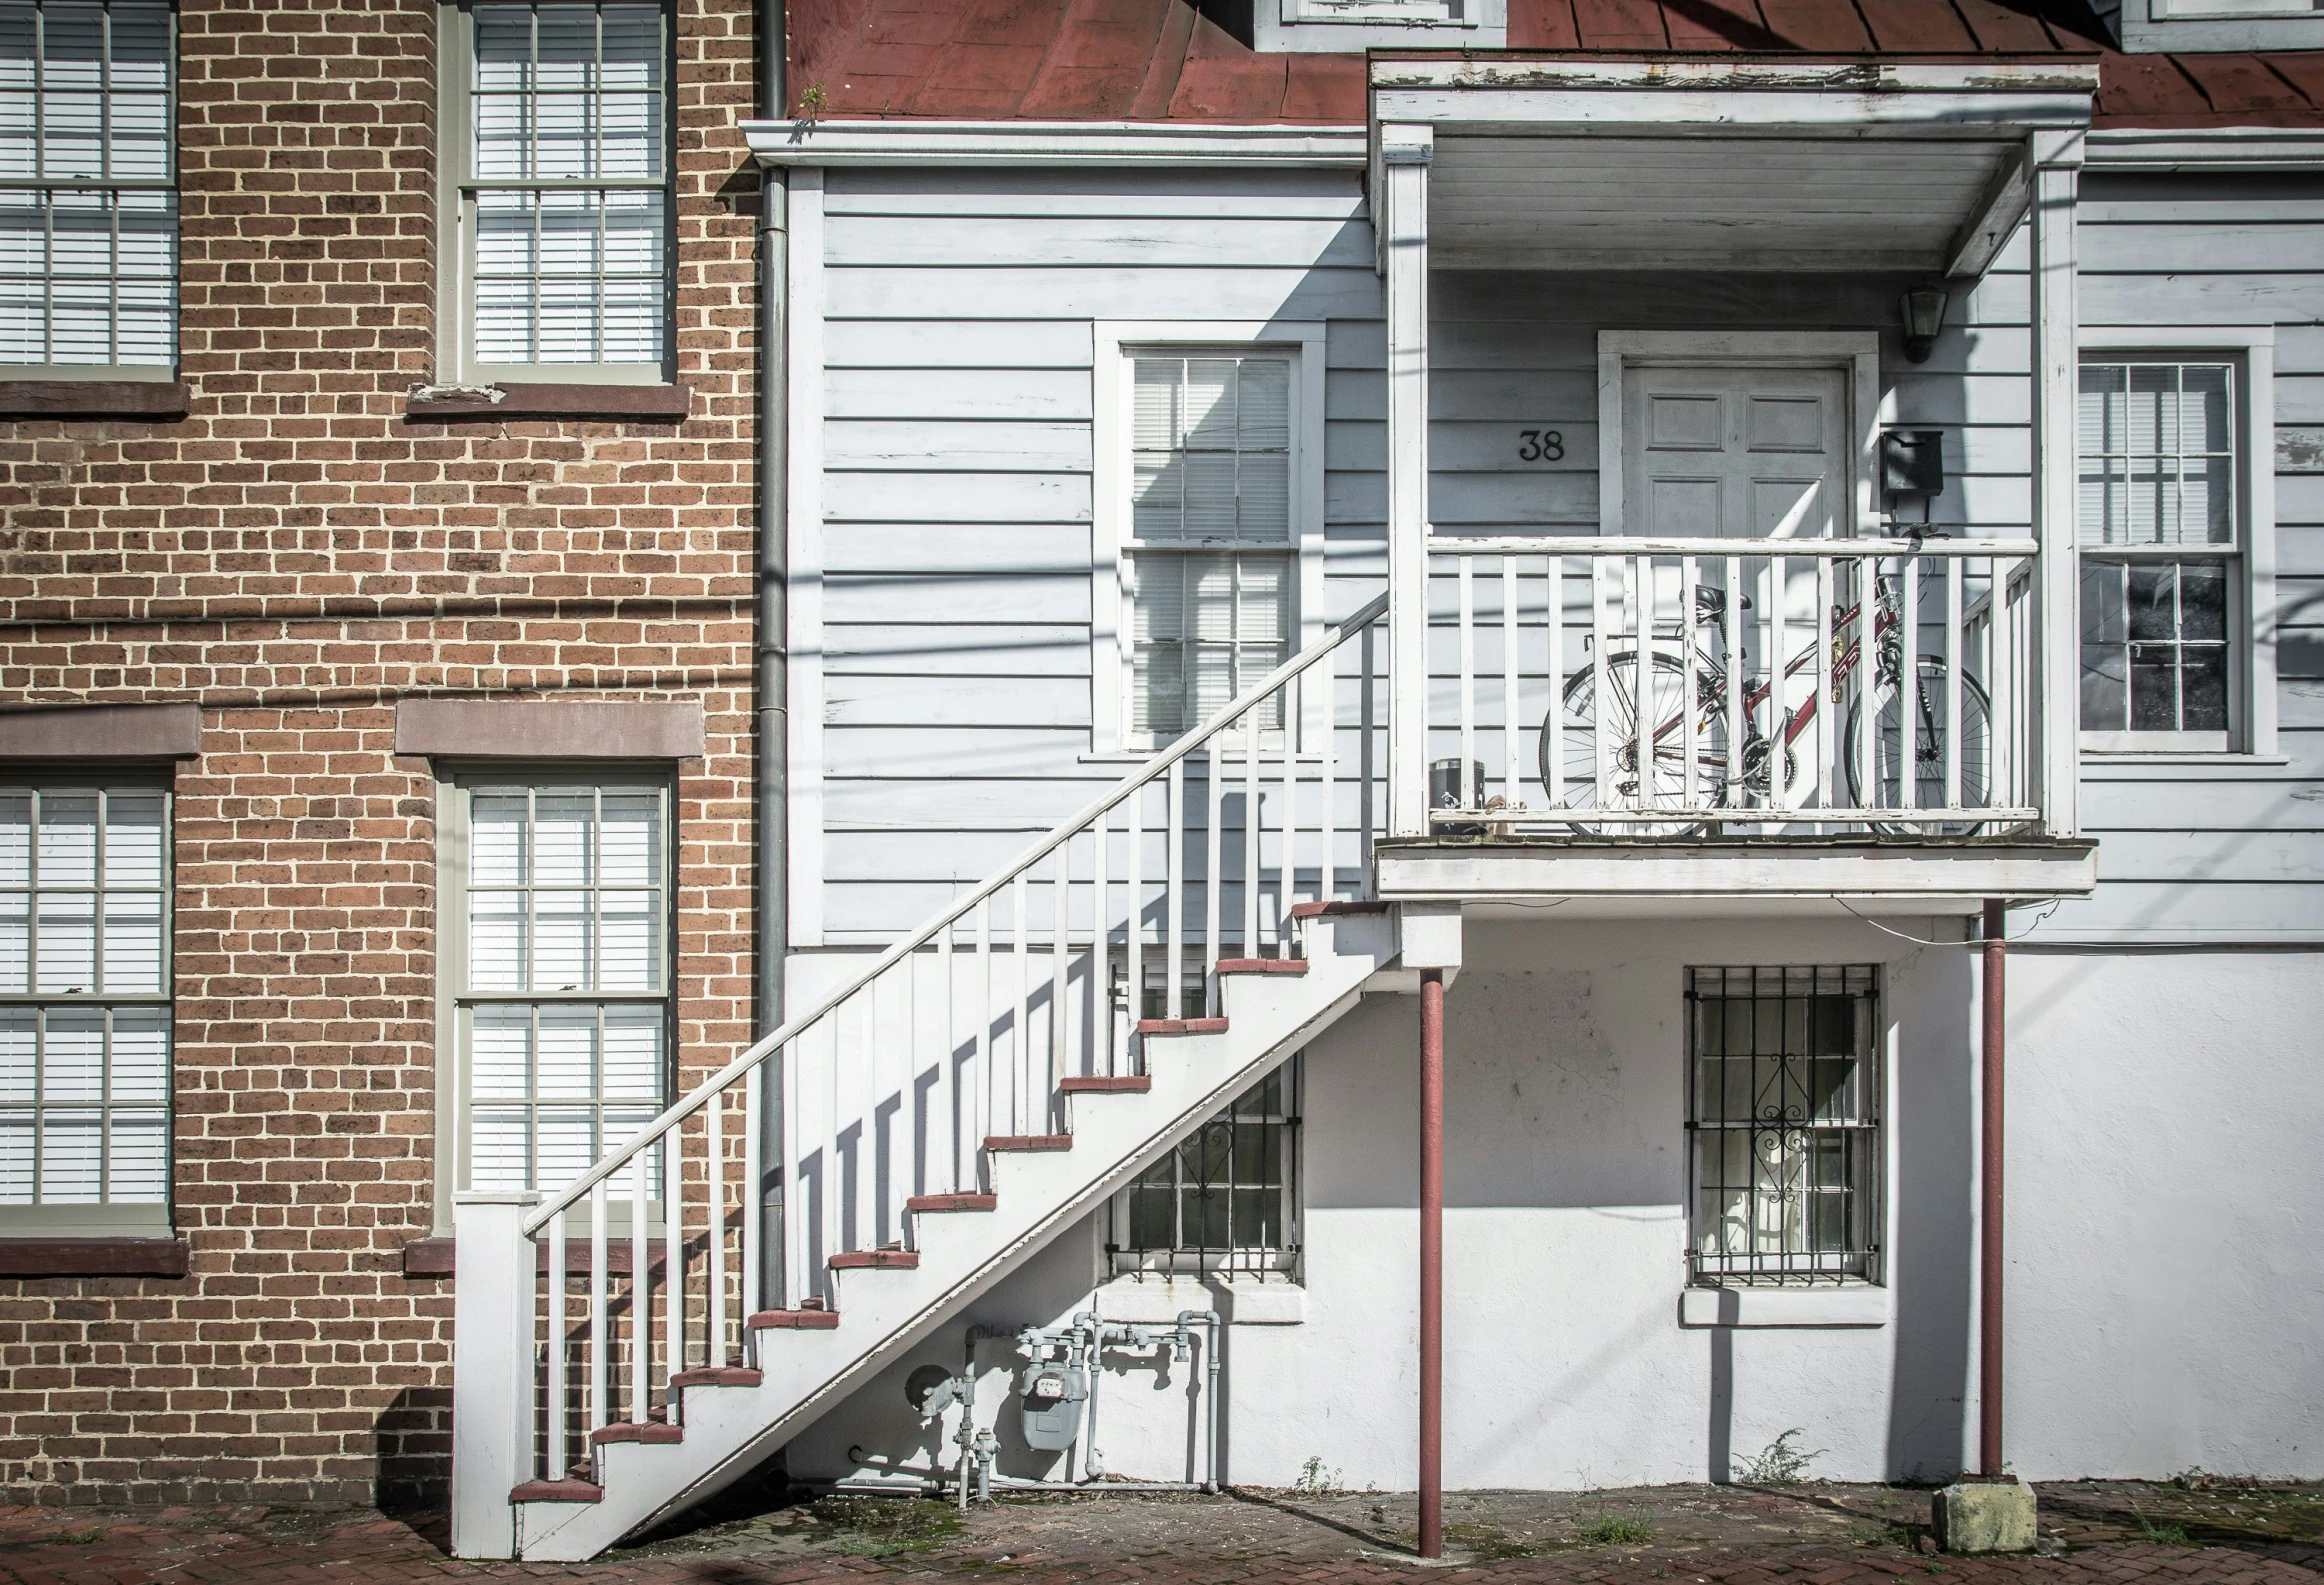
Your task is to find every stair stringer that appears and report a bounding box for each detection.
[516,909,1397,1561]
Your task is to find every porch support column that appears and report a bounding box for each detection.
[1418,965,1446,1558]
[1978,899,2007,1476]
[1378,123,1433,838]
[2028,129,2082,838]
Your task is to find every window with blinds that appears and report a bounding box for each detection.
[451,778,670,1198]
[0,2,177,375]
[1127,354,1294,737]
[448,2,670,379]
[2078,359,2238,747]
[0,782,171,1232]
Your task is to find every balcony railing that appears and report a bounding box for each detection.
[1421,536,2042,835]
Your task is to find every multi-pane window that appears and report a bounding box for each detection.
[0,2,176,373]
[0,783,170,1229]
[447,2,670,378]
[2078,359,2237,746]
[1686,966,1879,1286]
[451,778,670,1196]
[1109,1060,1298,1276]
[1128,354,1294,737]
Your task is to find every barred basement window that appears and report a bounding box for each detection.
[0,780,172,1236]
[439,1,672,384]
[446,773,671,1199]
[1686,966,1880,1287]
[0,1,178,377]
[1128,354,1294,738]
[1108,1059,1299,1277]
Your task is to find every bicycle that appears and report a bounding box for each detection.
[1539,562,1993,837]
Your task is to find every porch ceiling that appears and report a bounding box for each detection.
[1374,56,2099,276]
[1426,133,2022,273]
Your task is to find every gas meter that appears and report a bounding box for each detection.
[1016,1360,1087,1451]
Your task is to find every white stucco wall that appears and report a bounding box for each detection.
[792,914,1980,1489]
[2005,948,2324,1481]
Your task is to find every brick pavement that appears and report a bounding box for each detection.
[0,1484,2317,1585]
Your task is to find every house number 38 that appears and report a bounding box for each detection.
[1516,429,1564,462]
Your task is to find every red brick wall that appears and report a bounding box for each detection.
[0,0,766,1510]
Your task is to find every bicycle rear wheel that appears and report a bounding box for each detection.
[1843,655,1994,836]
[1540,650,1729,837]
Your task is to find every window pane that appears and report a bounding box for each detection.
[2126,563,2175,642]
[0,1007,31,1101]
[535,1005,595,1099]
[35,890,96,990]
[102,887,160,992]
[2180,561,2227,643]
[2129,643,2178,732]
[106,1107,165,1201]
[0,4,179,367]
[471,1006,530,1101]
[109,1005,167,1103]
[105,790,164,886]
[38,1107,101,1201]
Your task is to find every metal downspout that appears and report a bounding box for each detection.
[1418,968,1446,1558]
[1979,899,2006,1475]
[755,0,789,1310]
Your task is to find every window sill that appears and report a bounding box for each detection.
[403,381,691,423]
[1095,1273,1306,1325]
[1679,1284,1889,1329]
[2081,751,2292,777]
[0,380,192,421]
[0,1236,189,1278]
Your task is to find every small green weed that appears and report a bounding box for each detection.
[1734,1428,1827,1485]
[2134,1511,2191,1546]
[1577,1511,1655,1546]
[54,1529,104,1546]
[1445,1523,1540,1562]
[1290,1455,1343,1495]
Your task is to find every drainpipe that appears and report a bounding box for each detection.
[1978,899,2006,1475]
[754,0,789,1310]
[1418,968,1445,1559]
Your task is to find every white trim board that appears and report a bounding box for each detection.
[744,120,1367,169]
[786,168,826,949]
[1090,321,1330,756]
[2085,127,2324,172]
[1595,330,1884,540]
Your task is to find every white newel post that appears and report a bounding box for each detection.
[2028,128,2082,839]
[452,1192,539,1560]
[1380,123,1434,838]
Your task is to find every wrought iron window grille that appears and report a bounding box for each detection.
[1685,964,1881,1288]
[1107,1056,1301,1280]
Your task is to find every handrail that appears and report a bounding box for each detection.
[1427,535,2040,559]
[522,590,1390,1235]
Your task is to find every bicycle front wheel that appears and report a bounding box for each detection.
[1843,655,1994,836]
[1541,650,1729,837]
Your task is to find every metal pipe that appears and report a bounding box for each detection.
[1418,968,1445,1558]
[752,0,790,1312]
[1193,1310,1221,1493]
[1979,898,2006,1476]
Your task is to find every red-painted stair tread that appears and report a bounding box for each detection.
[750,1308,841,1329]
[670,1367,762,1388]
[1216,957,1308,975]
[906,1193,998,1211]
[985,1134,1072,1151]
[591,1420,682,1445]
[1136,1017,1228,1035]
[1061,1075,1151,1093]
[511,1479,604,1503]
[830,1248,919,1269]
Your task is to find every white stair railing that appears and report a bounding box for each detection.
[1421,537,2043,834]
[477,593,1387,1499]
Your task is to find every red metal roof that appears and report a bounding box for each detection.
[785,0,2324,128]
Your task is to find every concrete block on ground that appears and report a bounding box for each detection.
[1933,1476,2037,1554]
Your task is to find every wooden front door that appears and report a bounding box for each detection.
[1623,364,1849,540]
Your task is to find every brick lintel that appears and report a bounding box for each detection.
[0,1237,191,1278]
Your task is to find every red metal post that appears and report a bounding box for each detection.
[1979,898,2006,1477]
[1418,968,1445,1559]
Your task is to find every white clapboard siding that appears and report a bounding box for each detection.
[826,368,1093,420]
[823,523,1096,576]
[827,624,1095,677]
[824,471,1091,524]
[823,573,1091,626]
[828,265,1385,322]
[824,674,1091,730]
[826,215,1375,270]
[826,320,1095,370]
[825,420,1092,473]
[2045,172,2324,943]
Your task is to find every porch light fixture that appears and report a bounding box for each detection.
[1901,286,1950,363]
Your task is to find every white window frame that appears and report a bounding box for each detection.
[0,0,179,383]
[1106,1056,1301,1279]
[2077,327,2278,760]
[1091,322,1327,758]
[431,763,675,1233]
[1266,0,1505,50]
[1596,331,1883,540]
[434,0,676,388]
[2117,0,2323,55]
[0,770,173,1238]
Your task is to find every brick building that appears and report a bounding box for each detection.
[1,0,769,1509]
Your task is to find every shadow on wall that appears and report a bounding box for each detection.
[377,1383,453,1518]
[1886,943,1975,1482]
